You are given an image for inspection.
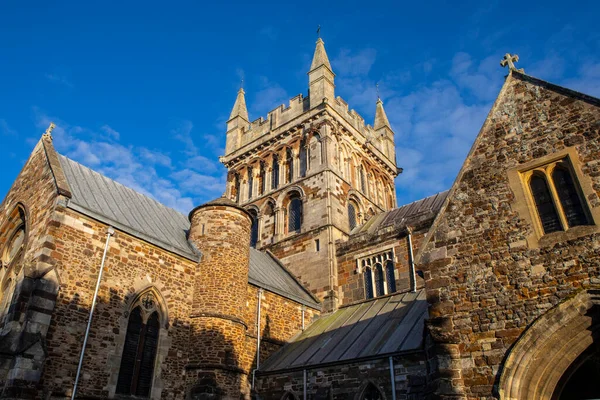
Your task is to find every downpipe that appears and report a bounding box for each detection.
[406,227,417,293]
[389,356,397,400]
[251,288,264,390]
[71,226,114,400]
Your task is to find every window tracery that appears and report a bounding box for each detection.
[116,290,163,398]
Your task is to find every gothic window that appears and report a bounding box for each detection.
[259,161,266,195]
[288,193,302,234]
[552,166,587,227]
[286,148,294,183]
[348,202,358,231]
[524,159,590,236]
[1,208,26,323]
[360,383,383,400]
[385,260,396,293]
[530,175,562,234]
[359,250,394,300]
[364,267,374,300]
[272,155,279,190]
[233,172,241,203]
[247,167,254,200]
[249,209,259,248]
[299,138,307,177]
[360,166,366,194]
[116,292,162,398]
[374,263,385,297]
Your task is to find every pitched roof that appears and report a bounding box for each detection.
[56,154,319,308]
[353,190,449,235]
[259,290,428,372]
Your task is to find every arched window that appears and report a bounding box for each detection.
[309,133,322,169]
[374,263,385,297]
[361,382,383,400]
[265,200,276,239]
[271,155,280,190]
[348,202,358,231]
[249,209,259,248]
[299,138,307,177]
[1,208,26,322]
[288,194,302,234]
[552,166,587,227]
[259,161,266,195]
[359,166,366,194]
[364,267,374,300]
[116,292,162,397]
[247,167,254,200]
[233,172,241,203]
[530,174,562,234]
[386,260,396,293]
[286,148,294,183]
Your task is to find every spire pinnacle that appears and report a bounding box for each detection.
[229,87,249,122]
[374,98,391,131]
[310,37,332,72]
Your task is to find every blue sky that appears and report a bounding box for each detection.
[1,1,599,212]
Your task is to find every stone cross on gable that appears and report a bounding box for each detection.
[500,53,524,73]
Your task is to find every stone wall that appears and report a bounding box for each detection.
[256,352,428,400]
[418,72,600,399]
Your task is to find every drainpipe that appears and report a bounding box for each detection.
[303,369,307,400]
[301,305,306,331]
[72,226,114,400]
[406,227,417,293]
[389,356,397,400]
[251,288,264,390]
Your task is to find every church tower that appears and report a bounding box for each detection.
[220,38,399,311]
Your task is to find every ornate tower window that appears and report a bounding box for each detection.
[359,249,395,300]
[248,209,259,247]
[286,148,294,183]
[259,161,266,195]
[287,192,303,234]
[271,155,280,190]
[116,292,162,398]
[299,138,307,178]
[247,167,254,200]
[348,202,358,231]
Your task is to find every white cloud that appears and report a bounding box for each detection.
[250,77,289,118]
[100,124,120,140]
[333,48,377,77]
[45,73,73,88]
[0,119,17,136]
[33,110,225,213]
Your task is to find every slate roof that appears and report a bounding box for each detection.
[353,190,449,235]
[57,154,319,308]
[260,290,428,372]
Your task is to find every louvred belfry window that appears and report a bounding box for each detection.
[272,155,280,190]
[116,294,161,398]
[287,149,294,183]
[288,196,302,233]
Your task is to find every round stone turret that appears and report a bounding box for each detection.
[186,196,252,398]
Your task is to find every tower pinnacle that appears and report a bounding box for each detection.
[229,88,249,122]
[374,98,391,130]
[310,38,333,72]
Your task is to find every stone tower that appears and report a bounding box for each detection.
[187,197,252,398]
[221,38,399,311]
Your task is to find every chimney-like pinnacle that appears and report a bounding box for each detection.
[229,88,249,122]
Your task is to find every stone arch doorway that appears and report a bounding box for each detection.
[499,288,600,400]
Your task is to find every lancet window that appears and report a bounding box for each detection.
[286,148,294,183]
[116,291,163,398]
[272,155,280,190]
[248,209,259,248]
[359,250,395,300]
[287,192,303,234]
[247,167,254,200]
